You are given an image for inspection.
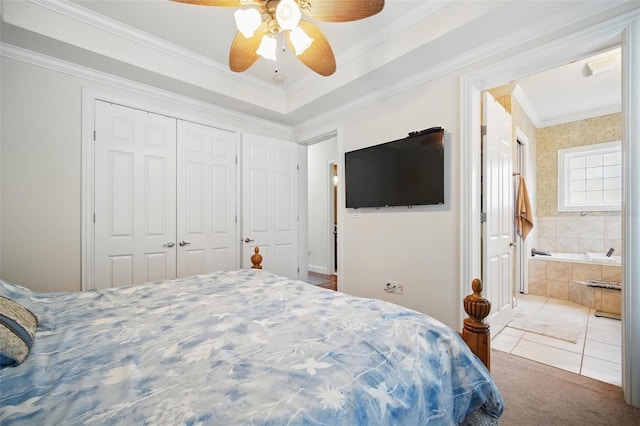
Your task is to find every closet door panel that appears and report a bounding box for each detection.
[177,121,238,277]
[94,101,177,289]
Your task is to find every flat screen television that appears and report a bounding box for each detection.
[345,127,444,208]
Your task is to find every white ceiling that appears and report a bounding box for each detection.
[515,47,621,128]
[0,0,629,128]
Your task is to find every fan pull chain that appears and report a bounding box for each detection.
[272,31,286,84]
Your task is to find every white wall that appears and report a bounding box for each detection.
[2,51,464,327]
[339,76,461,328]
[1,59,81,292]
[0,56,291,292]
[307,137,336,274]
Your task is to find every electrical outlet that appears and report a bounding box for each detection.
[384,280,405,295]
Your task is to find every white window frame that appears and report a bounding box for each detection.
[557,141,622,212]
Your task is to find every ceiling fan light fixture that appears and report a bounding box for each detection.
[234,8,262,38]
[275,0,301,30]
[290,26,313,55]
[179,0,384,76]
[256,34,277,61]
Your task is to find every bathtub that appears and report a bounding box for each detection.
[533,251,622,266]
[527,252,622,310]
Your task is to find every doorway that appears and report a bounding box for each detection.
[483,48,624,386]
[306,136,338,283]
[460,25,640,400]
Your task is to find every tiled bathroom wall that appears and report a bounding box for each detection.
[533,113,622,257]
[535,215,622,256]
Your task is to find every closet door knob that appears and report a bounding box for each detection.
[163,242,175,248]
[179,241,191,247]
[244,237,254,243]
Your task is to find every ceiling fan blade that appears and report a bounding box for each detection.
[170,0,241,7]
[229,31,262,72]
[287,21,336,76]
[300,0,384,23]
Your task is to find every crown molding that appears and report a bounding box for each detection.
[295,1,640,132]
[29,0,281,96]
[5,0,637,133]
[536,104,621,128]
[0,42,292,135]
[2,0,287,113]
[284,1,451,97]
[512,85,542,128]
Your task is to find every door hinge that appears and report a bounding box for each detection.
[481,125,487,136]
[93,130,96,141]
[480,212,487,223]
[235,155,238,165]
[235,215,237,224]
[93,213,96,223]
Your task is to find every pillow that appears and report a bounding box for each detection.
[0,295,38,366]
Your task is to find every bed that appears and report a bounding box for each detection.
[1,250,503,425]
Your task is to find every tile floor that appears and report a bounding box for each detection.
[492,294,622,386]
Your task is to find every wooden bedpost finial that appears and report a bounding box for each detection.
[464,278,491,330]
[251,246,262,269]
[462,278,492,370]
[472,277,483,296]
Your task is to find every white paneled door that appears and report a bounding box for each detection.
[242,133,298,279]
[93,101,238,289]
[177,120,238,276]
[482,92,515,334]
[94,101,177,288]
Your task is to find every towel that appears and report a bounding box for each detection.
[515,175,533,240]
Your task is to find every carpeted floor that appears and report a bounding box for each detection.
[491,349,640,425]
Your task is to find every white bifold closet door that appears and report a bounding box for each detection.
[93,101,237,289]
[176,120,237,277]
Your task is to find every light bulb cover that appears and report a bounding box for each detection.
[276,0,301,31]
[256,34,277,61]
[290,26,313,55]
[234,8,261,38]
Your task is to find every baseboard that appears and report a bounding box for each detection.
[308,265,329,275]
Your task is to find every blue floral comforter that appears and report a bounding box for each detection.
[0,270,503,425]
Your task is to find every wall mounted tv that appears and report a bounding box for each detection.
[345,127,445,209]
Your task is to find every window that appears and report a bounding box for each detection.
[558,141,621,212]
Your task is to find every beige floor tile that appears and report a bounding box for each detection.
[586,323,622,346]
[506,295,622,385]
[492,333,520,353]
[584,339,621,364]
[497,326,525,339]
[581,355,622,386]
[511,339,582,374]
[588,312,622,332]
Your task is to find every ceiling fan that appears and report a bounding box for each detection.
[171,0,385,76]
